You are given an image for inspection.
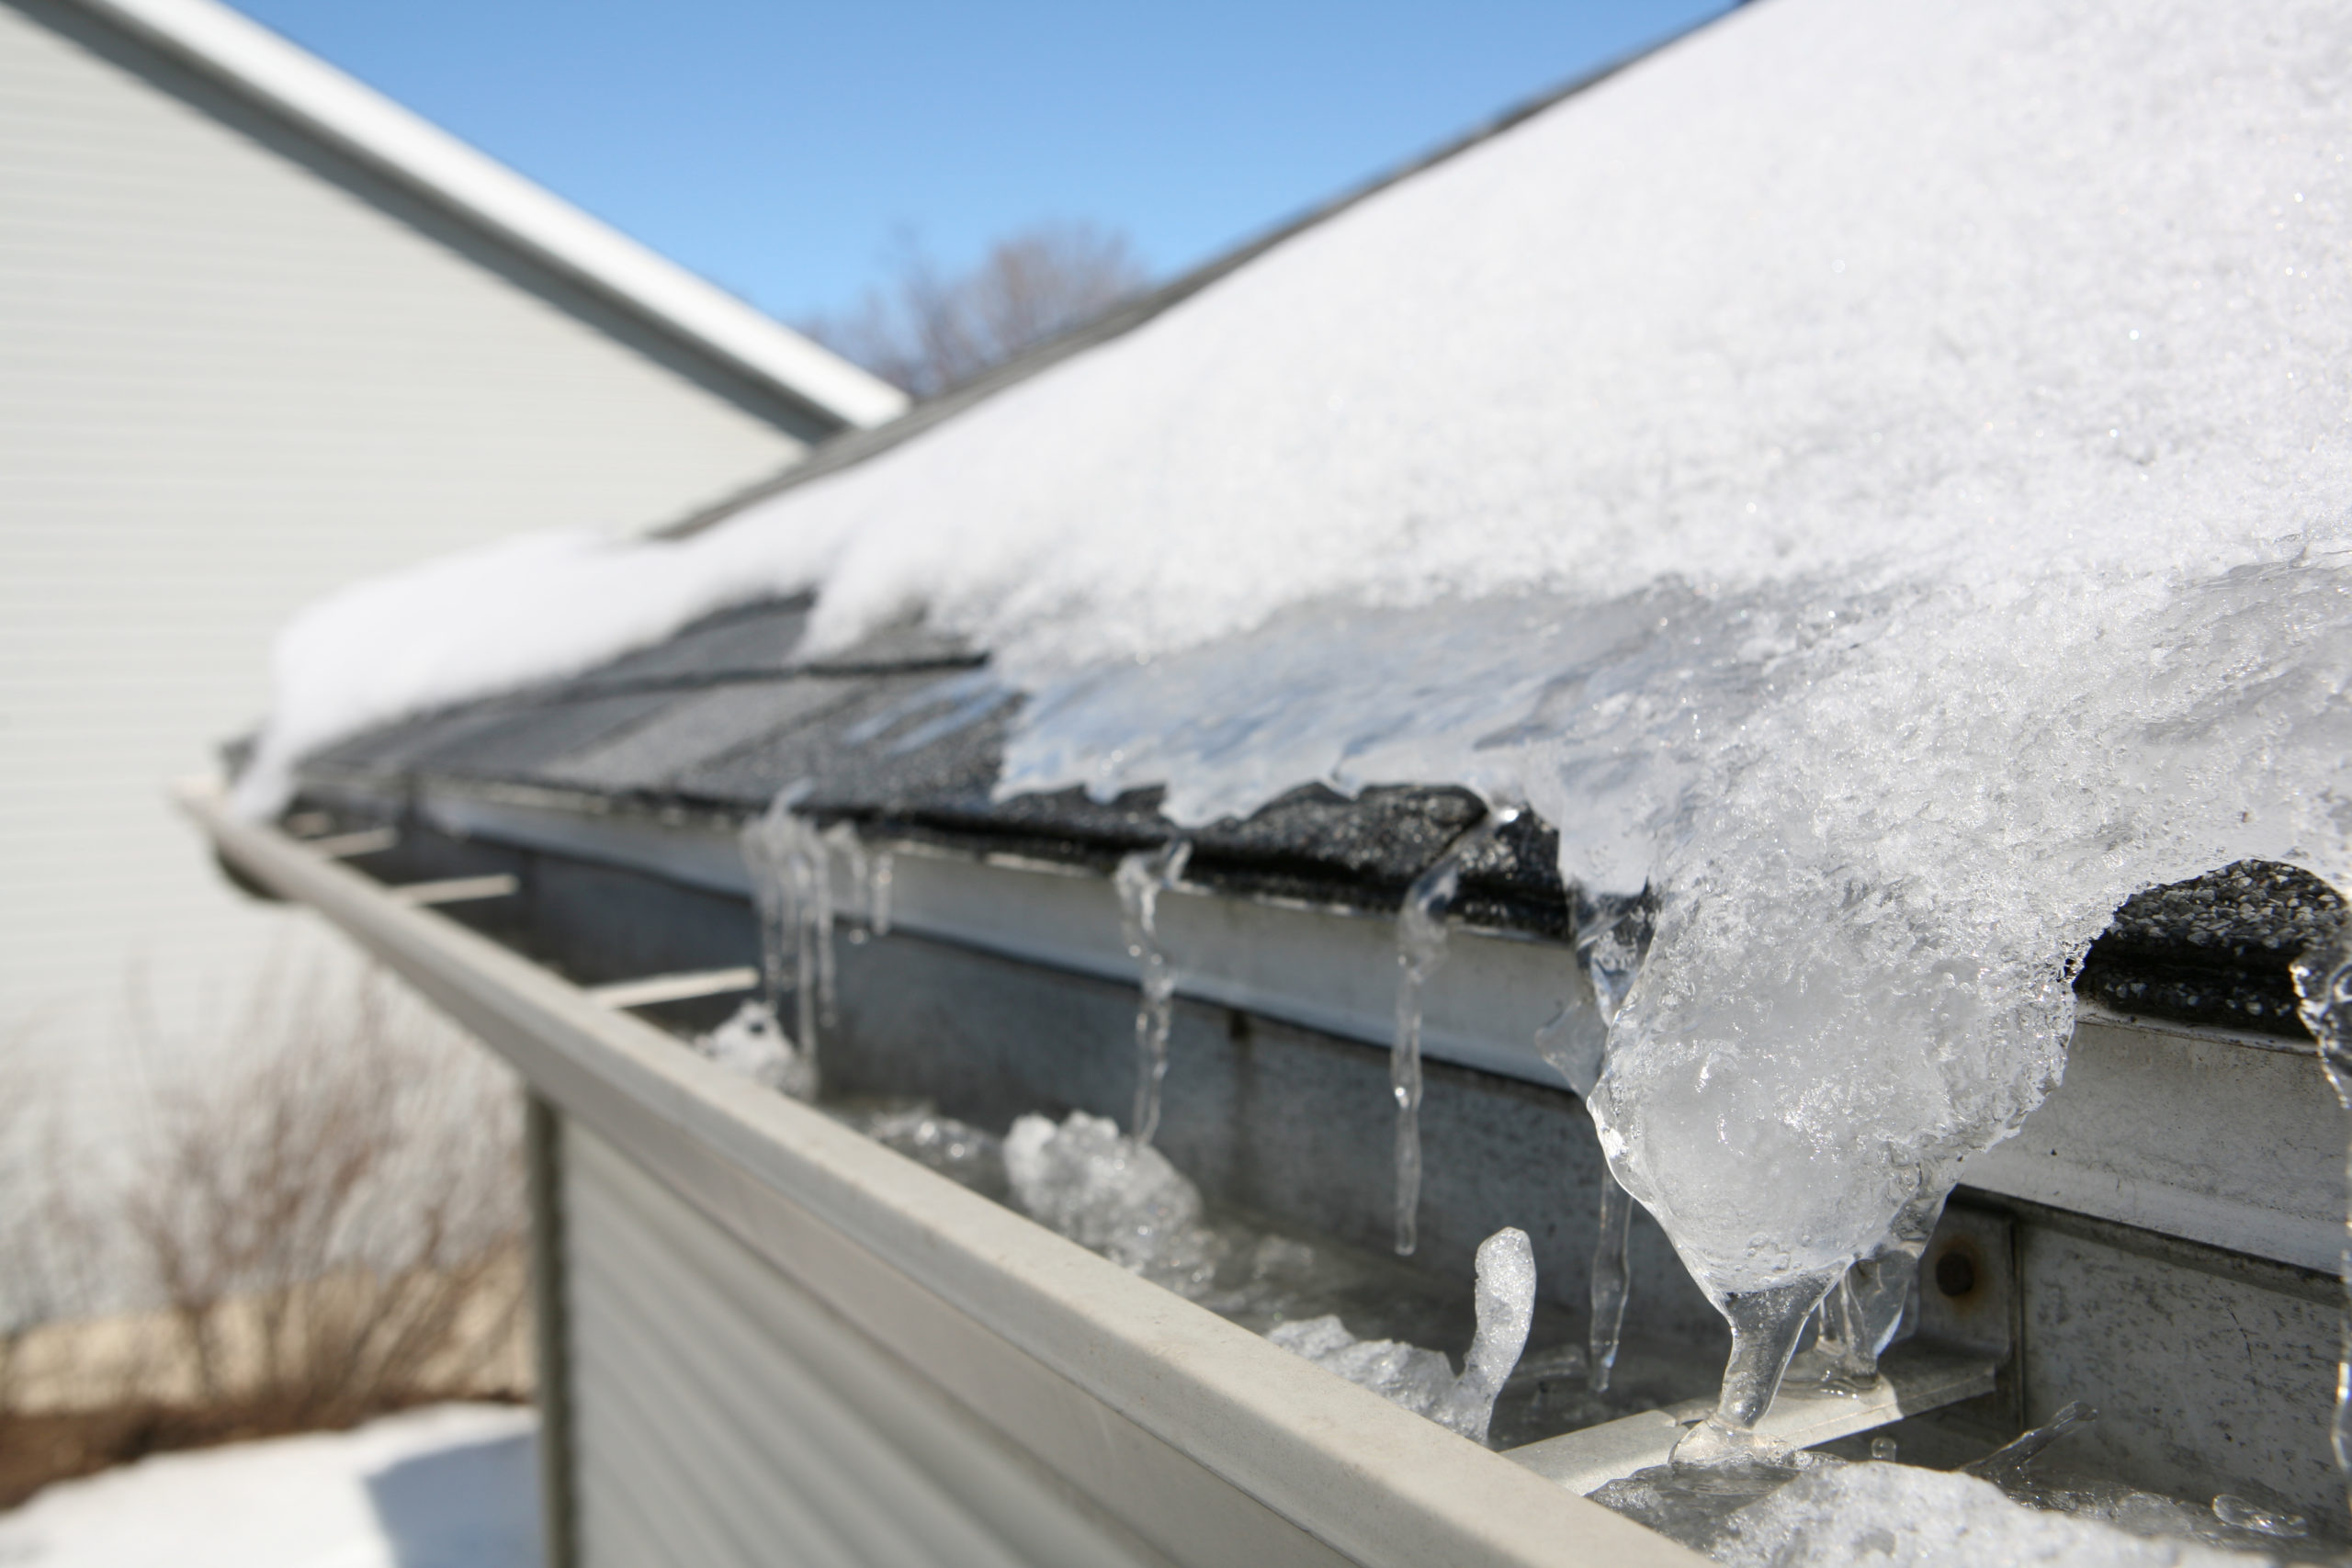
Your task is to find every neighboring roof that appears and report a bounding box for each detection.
[293,596,2339,1043]
[73,0,908,434]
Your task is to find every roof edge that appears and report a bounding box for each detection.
[74,0,909,432]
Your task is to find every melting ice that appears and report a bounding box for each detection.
[741,793,831,1077]
[1600,1399,2313,1563]
[1709,1463,2278,1568]
[694,999,815,1101]
[1005,1110,1221,1291]
[1270,1227,1534,1443]
[1002,1110,1537,1442]
[244,0,2352,1469]
[1114,840,1193,1145]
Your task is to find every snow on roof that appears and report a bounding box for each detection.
[246,0,2352,1310]
[78,0,907,433]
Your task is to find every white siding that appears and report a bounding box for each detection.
[0,0,805,1177]
[561,1121,1168,1568]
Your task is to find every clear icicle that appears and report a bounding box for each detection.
[1563,888,1654,1393]
[1589,1172,1634,1393]
[1573,889,1656,1031]
[869,850,896,937]
[1392,863,1450,1258]
[1672,1270,1842,1472]
[1115,838,1193,1145]
[740,786,810,1010]
[825,820,868,919]
[1809,1183,1945,1388]
[1960,1400,2098,1485]
[2293,928,2352,1516]
[793,829,827,1055]
[1391,808,1521,1257]
[739,789,828,1089]
[819,822,865,1025]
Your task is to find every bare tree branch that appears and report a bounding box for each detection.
[805,220,1150,400]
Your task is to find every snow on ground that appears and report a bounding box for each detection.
[0,1404,538,1568]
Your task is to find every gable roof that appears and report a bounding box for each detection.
[71,0,908,434]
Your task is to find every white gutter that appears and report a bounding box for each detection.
[79,0,909,432]
[356,778,2350,1280]
[178,776,1697,1568]
[397,781,1600,1093]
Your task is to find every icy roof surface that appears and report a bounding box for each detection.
[248,0,2352,1308]
[300,595,2327,1041]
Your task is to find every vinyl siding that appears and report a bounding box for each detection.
[0,0,807,1188]
[560,1119,1166,1568]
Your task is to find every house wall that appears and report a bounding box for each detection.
[558,1115,1173,1568]
[0,0,814,1207]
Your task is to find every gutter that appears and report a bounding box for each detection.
[177,776,1696,1568]
[302,772,2352,1278]
[75,0,908,433]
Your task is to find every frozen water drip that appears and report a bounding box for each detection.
[1115,838,1193,1145]
[1560,888,1653,1394]
[1671,1270,1843,1472]
[1572,889,1655,1032]
[1392,808,1521,1257]
[1444,1226,1538,1443]
[1000,1111,1541,1443]
[820,822,867,1002]
[1589,1174,1634,1394]
[1805,1187,1945,1390]
[1269,1225,1535,1443]
[739,788,800,1009]
[741,791,831,1088]
[1960,1399,2098,1488]
[869,849,895,937]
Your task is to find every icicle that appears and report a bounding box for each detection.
[738,788,828,1089]
[1393,807,1522,1257]
[1392,863,1449,1258]
[870,850,896,937]
[1809,1183,1945,1388]
[1438,1226,1538,1444]
[825,821,868,917]
[2293,930,2352,1516]
[1573,889,1656,1030]
[1270,1225,1535,1444]
[1115,838,1193,1144]
[819,822,865,1025]
[790,831,826,1059]
[1589,1173,1634,1393]
[740,786,811,1010]
[1960,1400,2098,1484]
[1672,1269,1844,1472]
[1559,888,1654,1393]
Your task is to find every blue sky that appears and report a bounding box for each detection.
[231,2,1733,327]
